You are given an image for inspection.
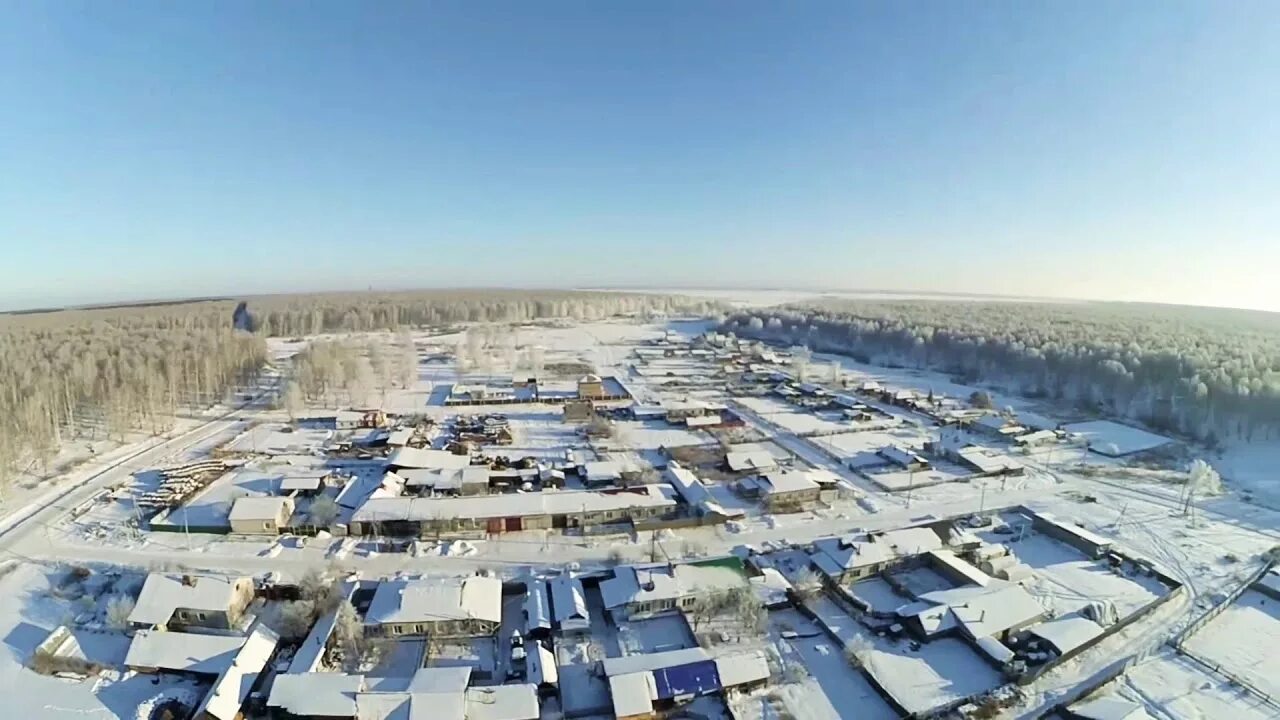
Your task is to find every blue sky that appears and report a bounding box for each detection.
[2,1,1277,311]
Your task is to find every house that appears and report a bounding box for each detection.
[387,446,472,472]
[970,414,1027,438]
[562,400,595,423]
[268,672,365,719]
[1013,429,1061,448]
[401,466,491,496]
[349,484,678,537]
[901,582,1047,642]
[228,496,294,534]
[548,575,591,634]
[193,623,280,720]
[365,576,502,638]
[279,475,326,497]
[877,445,930,471]
[757,470,821,511]
[1026,614,1105,657]
[126,630,248,676]
[599,563,747,620]
[581,460,623,487]
[724,447,778,474]
[809,527,944,582]
[1028,512,1113,558]
[605,648,770,720]
[578,374,606,400]
[129,572,254,631]
[953,446,1024,476]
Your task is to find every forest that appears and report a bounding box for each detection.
[0,290,720,488]
[724,300,1280,444]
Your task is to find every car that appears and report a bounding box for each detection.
[510,630,524,648]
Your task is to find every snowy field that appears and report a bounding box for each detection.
[1182,590,1280,699]
[1062,420,1174,457]
[222,422,332,455]
[734,397,853,435]
[1005,533,1167,617]
[1116,651,1279,720]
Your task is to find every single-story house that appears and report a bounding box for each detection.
[757,470,821,511]
[605,648,770,720]
[126,630,247,676]
[548,575,591,635]
[228,496,294,534]
[129,572,254,631]
[387,447,473,472]
[724,450,778,474]
[349,484,678,537]
[268,672,365,719]
[877,445,930,471]
[401,466,491,496]
[600,562,747,620]
[365,575,501,638]
[193,622,280,720]
[901,582,1047,643]
[809,526,944,582]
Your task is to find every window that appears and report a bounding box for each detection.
[415,624,425,634]
[196,612,207,621]
[263,522,272,530]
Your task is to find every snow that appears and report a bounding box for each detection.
[1062,421,1174,457]
[1117,651,1278,720]
[1005,533,1166,618]
[848,577,910,614]
[768,610,898,720]
[1182,590,1280,699]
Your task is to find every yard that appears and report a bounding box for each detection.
[1004,533,1166,617]
[1182,590,1280,699]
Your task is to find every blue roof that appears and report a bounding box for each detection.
[651,660,721,699]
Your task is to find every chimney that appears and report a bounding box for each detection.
[181,574,196,587]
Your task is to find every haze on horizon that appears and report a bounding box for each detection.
[2,2,1277,313]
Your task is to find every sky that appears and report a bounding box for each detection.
[1,1,1278,312]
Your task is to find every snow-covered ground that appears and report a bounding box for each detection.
[1181,590,1280,699]
[768,608,898,720]
[1004,533,1167,617]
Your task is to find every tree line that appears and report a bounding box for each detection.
[724,300,1280,444]
[1,290,721,487]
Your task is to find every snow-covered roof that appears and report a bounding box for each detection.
[279,475,324,492]
[388,447,472,470]
[811,527,943,572]
[193,623,280,720]
[973,635,1015,665]
[928,549,993,587]
[917,583,1045,640]
[714,650,771,687]
[956,446,1023,474]
[523,581,551,633]
[603,647,711,677]
[610,672,656,718]
[878,444,928,467]
[1028,614,1104,655]
[387,428,415,446]
[685,414,721,427]
[725,450,778,473]
[528,642,558,687]
[228,495,292,522]
[128,573,249,627]
[365,576,501,626]
[1014,429,1060,445]
[582,461,623,481]
[1033,512,1114,550]
[409,666,473,693]
[464,684,540,720]
[352,484,677,523]
[400,466,490,491]
[125,630,246,674]
[749,568,793,607]
[759,470,820,496]
[599,564,746,610]
[269,672,365,717]
[548,575,589,625]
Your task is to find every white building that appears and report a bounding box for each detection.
[365,576,502,638]
[128,572,254,631]
[600,563,747,619]
[228,495,294,534]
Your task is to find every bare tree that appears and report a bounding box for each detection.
[277,600,317,640]
[105,595,135,630]
[308,495,339,527]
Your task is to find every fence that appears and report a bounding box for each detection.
[1173,555,1277,648]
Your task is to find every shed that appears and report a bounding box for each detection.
[228,496,294,534]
